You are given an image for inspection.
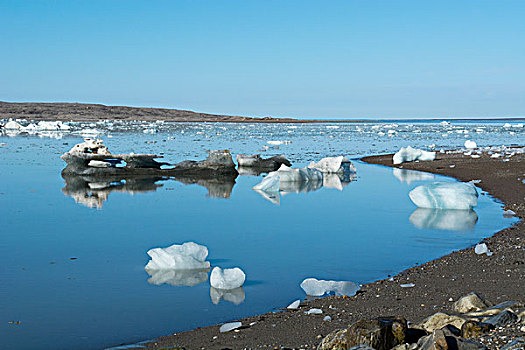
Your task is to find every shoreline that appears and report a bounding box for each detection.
[130,150,524,350]
[1,102,524,124]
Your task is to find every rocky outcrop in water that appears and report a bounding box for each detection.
[236,154,292,173]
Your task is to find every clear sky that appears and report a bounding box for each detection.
[1,0,524,119]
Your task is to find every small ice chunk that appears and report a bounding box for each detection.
[145,242,210,270]
[210,266,246,290]
[3,120,24,129]
[307,156,346,173]
[305,308,323,314]
[323,316,332,321]
[220,322,242,333]
[287,299,301,309]
[471,154,480,159]
[474,243,493,256]
[409,182,478,210]
[503,209,516,218]
[300,278,359,297]
[393,146,435,164]
[464,140,477,149]
[400,283,415,288]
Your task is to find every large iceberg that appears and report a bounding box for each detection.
[409,182,478,210]
[300,278,359,297]
[409,208,478,231]
[210,266,246,290]
[393,146,436,165]
[210,287,245,305]
[145,242,210,270]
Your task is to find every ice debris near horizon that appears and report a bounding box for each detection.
[475,243,493,256]
[300,278,360,297]
[409,182,478,210]
[145,242,210,270]
[219,322,242,333]
[409,208,478,231]
[210,266,246,290]
[393,146,436,165]
[210,287,245,305]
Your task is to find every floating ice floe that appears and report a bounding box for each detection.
[267,140,290,146]
[464,140,477,149]
[409,208,478,231]
[307,156,353,174]
[393,146,435,165]
[474,243,493,256]
[393,168,435,184]
[210,287,245,305]
[210,266,246,290]
[409,182,478,210]
[300,278,360,297]
[145,242,210,270]
[220,322,242,333]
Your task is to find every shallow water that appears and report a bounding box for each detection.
[0,121,520,350]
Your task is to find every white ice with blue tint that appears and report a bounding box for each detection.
[393,146,436,164]
[300,278,360,297]
[145,242,210,270]
[210,266,246,290]
[409,182,478,210]
[307,156,346,173]
[409,208,478,231]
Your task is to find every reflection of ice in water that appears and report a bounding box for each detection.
[393,168,435,184]
[210,287,245,305]
[409,208,478,231]
[146,269,209,287]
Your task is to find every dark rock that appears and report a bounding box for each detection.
[406,328,429,344]
[417,330,487,350]
[236,154,292,173]
[484,310,518,327]
[500,338,525,350]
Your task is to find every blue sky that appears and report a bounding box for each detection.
[1,0,524,119]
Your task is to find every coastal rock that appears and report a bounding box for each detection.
[236,154,291,170]
[501,338,525,350]
[210,266,246,290]
[318,317,407,350]
[145,242,210,270]
[417,329,487,350]
[453,292,492,313]
[393,146,436,165]
[484,310,518,327]
[409,182,478,210]
[300,278,360,297]
[461,320,494,338]
[417,313,467,333]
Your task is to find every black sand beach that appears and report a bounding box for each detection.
[134,150,524,350]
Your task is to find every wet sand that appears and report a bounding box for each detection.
[134,150,524,350]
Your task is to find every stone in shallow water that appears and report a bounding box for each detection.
[209,266,246,290]
[409,182,478,210]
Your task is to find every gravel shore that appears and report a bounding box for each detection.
[125,150,524,350]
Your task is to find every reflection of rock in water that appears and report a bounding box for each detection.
[62,173,237,208]
[61,174,165,209]
[409,208,478,231]
[173,176,236,199]
[210,287,245,305]
[146,269,210,287]
[393,168,435,184]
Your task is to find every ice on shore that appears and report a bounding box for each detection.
[305,308,323,314]
[409,182,478,210]
[145,242,210,270]
[287,299,301,309]
[393,168,435,184]
[300,278,359,297]
[146,268,209,287]
[393,146,436,164]
[210,287,245,305]
[464,140,477,149]
[210,266,246,290]
[409,208,478,231]
[3,120,24,129]
[220,322,242,333]
[474,243,493,256]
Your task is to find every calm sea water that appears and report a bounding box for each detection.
[0,121,521,350]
